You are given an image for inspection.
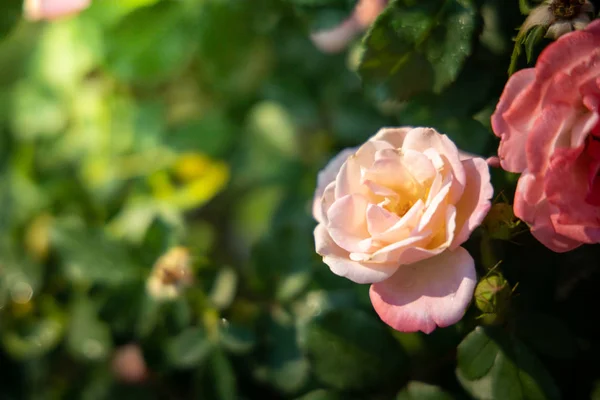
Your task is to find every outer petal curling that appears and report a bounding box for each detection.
[369,247,476,334]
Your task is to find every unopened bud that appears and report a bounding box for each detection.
[146,247,193,300]
[474,274,513,325]
[112,344,148,384]
[482,203,520,240]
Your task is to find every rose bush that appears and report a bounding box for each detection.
[312,127,493,333]
[492,20,600,252]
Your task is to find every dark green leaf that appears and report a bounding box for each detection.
[210,349,238,400]
[51,222,141,286]
[219,323,256,354]
[456,326,560,400]
[255,309,310,393]
[358,0,478,102]
[397,381,456,400]
[67,297,113,362]
[2,315,66,360]
[104,1,197,84]
[295,389,343,400]
[165,327,213,369]
[524,25,546,63]
[299,308,408,390]
[0,0,21,41]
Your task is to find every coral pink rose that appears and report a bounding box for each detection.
[310,0,387,53]
[24,0,91,21]
[491,20,600,252]
[313,127,493,333]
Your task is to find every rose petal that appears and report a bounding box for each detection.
[491,68,537,173]
[24,0,91,20]
[530,200,583,252]
[525,104,574,175]
[327,194,372,253]
[371,127,413,148]
[545,146,600,243]
[373,199,425,244]
[366,204,400,236]
[310,18,361,53]
[315,182,336,224]
[368,231,432,263]
[353,0,387,27]
[369,247,476,334]
[452,158,493,249]
[314,224,400,284]
[402,128,466,203]
[396,205,457,265]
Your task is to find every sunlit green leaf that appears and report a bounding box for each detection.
[359,0,478,101]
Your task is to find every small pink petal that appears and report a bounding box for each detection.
[353,0,387,27]
[310,18,361,53]
[371,127,413,148]
[335,155,364,199]
[369,247,476,334]
[491,68,537,173]
[24,0,91,21]
[452,158,493,249]
[314,182,336,224]
[486,156,501,168]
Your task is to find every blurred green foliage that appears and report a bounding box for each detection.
[1,0,600,399]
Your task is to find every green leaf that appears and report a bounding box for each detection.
[397,61,495,155]
[456,326,561,400]
[358,0,478,102]
[299,308,408,390]
[255,309,310,393]
[219,323,256,355]
[524,24,546,63]
[2,314,66,360]
[0,0,22,41]
[104,1,197,84]
[166,112,236,158]
[165,327,213,369]
[51,222,142,286]
[295,389,343,400]
[210,267,238,310]
[210,349,238,400]
[397,381,456,400]
[195,0,272,97]
[67,297,113,362]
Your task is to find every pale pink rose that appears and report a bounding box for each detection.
[24,0,91,21]
[491,20,600,252]
[310,0,387,53]
[313,127,493,333]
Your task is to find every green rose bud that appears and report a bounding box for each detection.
[482,203,520,240]
[474,274,513,325]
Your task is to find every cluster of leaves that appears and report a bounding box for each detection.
[1,0,600,399]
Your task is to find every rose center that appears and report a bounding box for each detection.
[550,0,585,19]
